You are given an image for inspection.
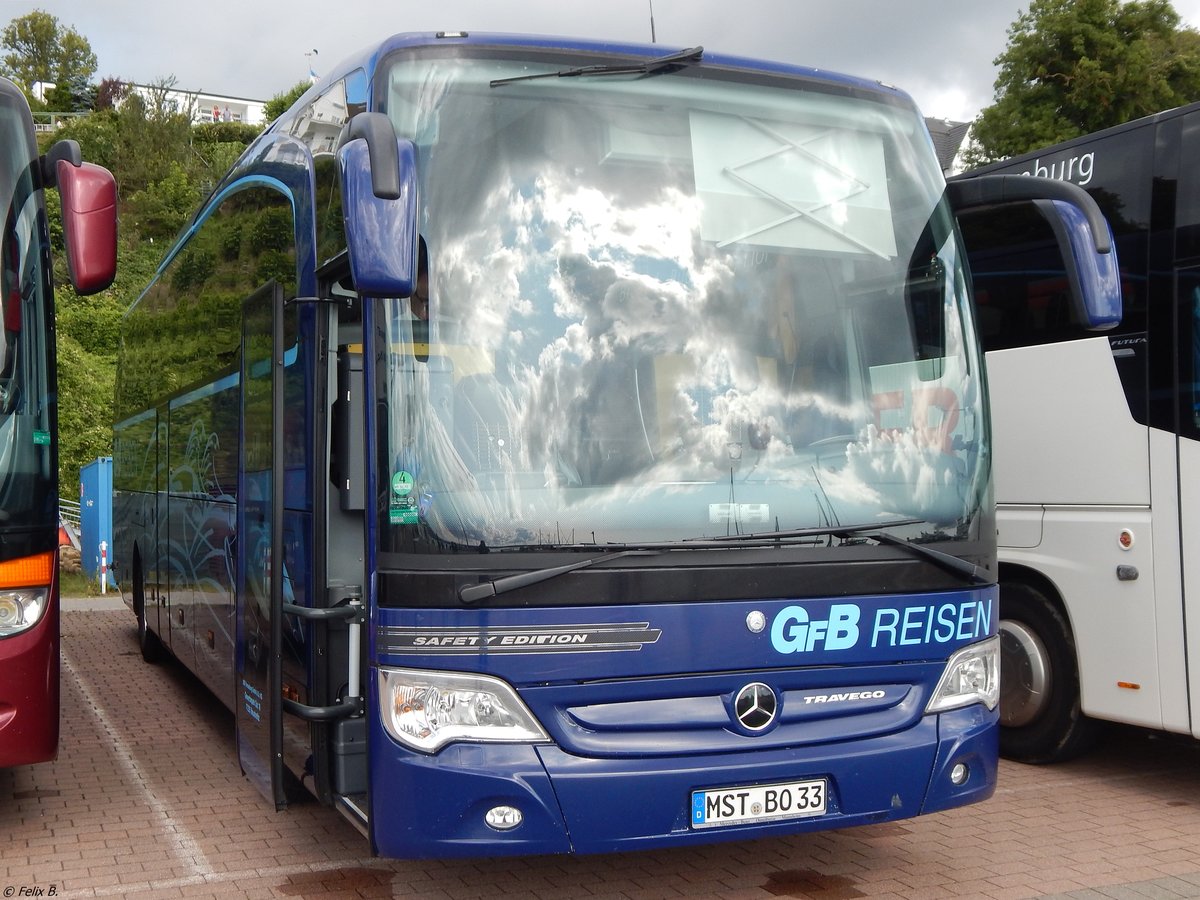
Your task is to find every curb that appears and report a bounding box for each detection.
[61,595,127,611]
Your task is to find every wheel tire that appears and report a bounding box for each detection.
[134,556,164,664]
[999,581,1100,763]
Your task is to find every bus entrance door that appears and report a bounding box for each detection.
[235,283,287,810]
[1178,267,1200,738]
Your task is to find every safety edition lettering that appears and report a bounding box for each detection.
[378,622,662,655]
[413,633,586,647]
[770,599,991,654]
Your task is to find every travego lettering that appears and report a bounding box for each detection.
[802,690,886,704]
[770,599,992,654]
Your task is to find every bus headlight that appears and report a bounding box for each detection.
[925,635,1000,713]
[378,667,550,753]
[0,589,48,637]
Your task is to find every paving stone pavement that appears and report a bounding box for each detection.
[3,602,1200,899]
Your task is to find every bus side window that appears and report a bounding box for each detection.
[1,228,18,382]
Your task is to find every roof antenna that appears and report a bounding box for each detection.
[649,0,657,43]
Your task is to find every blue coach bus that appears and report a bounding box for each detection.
[113,32,1118,857]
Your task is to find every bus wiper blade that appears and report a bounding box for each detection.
[459,549,660,604]
[478,519,922,554]
[837,528,991,586]
[490,46,703,87]
[674,517,926,546]
[473,518,924,554]
[454,519,985,602]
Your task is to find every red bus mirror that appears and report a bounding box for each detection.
[56,159,117,296]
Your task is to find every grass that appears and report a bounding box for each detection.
[58,570,117,598]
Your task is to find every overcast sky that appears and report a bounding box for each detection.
[11,0,1200,122]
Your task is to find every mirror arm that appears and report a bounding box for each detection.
[337,112,401,200]
[40,139,82,188]
[946,175,1111,255]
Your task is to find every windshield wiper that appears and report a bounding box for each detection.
[454,517,987,603]
[461,518,921,557]
[672,517,926,547]
[490,46,703,87]
[834,528,991,586]
[674,519,989,584]
[459,548,660,604]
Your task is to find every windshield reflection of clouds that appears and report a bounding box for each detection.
[381,63,986,546]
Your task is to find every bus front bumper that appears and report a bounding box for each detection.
[0,610,59,768]
[367,704,996,858]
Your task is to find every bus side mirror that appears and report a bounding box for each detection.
[54,158,118,296]
[337,117,419,297]
[1031,198,1120,330]
[947,174,1121,331]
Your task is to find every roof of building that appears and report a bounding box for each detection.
[925,118,972,173]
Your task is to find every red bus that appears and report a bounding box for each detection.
[0,77,116,767]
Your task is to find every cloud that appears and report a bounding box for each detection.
[31,0,1176,121]
[370,76,986,545]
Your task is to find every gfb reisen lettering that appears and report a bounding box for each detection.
[770,599,991,654]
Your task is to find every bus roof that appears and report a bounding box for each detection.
[147,30,926,311]
[280,31,915,132]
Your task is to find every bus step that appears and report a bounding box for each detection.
[335,792,369,837]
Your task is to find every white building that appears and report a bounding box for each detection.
[126,82,267,127]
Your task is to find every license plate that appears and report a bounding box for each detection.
[691,778,827,829]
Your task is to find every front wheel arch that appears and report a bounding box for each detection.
[133,548,164,664]
[998,570,1100,763]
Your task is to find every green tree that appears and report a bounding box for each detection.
[264,80,311,123]
[191,121,259,193]
[48,187,162,486]
[113,79,195,195]
[55,333,115,489]
[1,10,97,96]
[966,0,1200,165]
[126,160,201,241]
[40,108,119,173]
[46,80,261,486]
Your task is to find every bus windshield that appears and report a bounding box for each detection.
[376,52,988,549]
[0,90,53,536]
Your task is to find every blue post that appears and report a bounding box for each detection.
[79,457,114,585]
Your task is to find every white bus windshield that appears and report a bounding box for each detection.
[377,53,988,547]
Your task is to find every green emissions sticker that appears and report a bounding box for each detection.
[391,471,414,497]
[389,504,419,525]
[33,430,50,446]
[389,471,419,525]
